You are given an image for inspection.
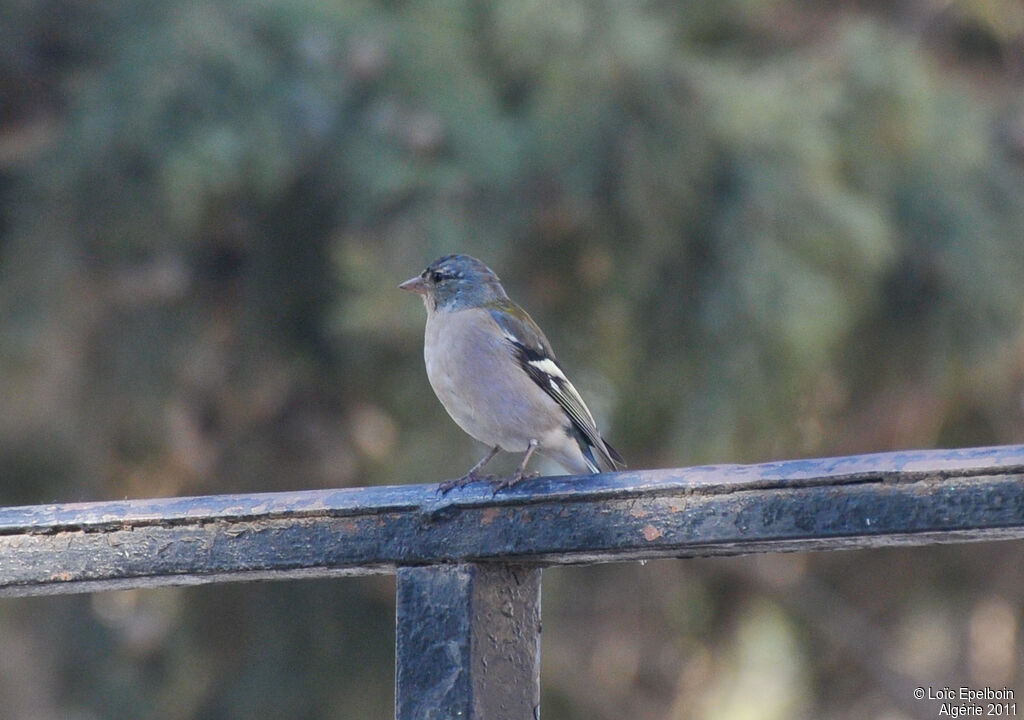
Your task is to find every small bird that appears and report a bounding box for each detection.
[400,253,624,492]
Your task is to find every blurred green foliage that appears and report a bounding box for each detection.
[2,1,1023,718]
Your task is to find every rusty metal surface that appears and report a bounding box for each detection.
[2,444,1024,597]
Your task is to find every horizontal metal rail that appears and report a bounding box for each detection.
[3,444,1024,598]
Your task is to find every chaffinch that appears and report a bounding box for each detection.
[400,253,625,492]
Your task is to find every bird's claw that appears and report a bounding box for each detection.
[490,470,539,494]
[437,472,496,495]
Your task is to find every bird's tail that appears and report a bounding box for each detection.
[581,435,626,473]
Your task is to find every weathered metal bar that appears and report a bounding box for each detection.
[395,564,541,720]
[2,444,1024,597]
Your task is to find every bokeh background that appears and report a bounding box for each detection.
[2,0,1024,718]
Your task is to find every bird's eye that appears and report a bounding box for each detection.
[431,270,445,283]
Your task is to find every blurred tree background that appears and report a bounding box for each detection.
[2,0,1023,718]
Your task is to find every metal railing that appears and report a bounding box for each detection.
[3,444,1024,718]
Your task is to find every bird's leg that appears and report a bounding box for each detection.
[438,445,501,494]
[492,439,540,493]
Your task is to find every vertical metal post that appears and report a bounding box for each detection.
[395,563,542,720]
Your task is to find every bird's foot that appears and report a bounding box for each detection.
[490,470,539,494]
[438,471,496,495]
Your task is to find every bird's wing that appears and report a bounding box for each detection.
[487,301,624,470]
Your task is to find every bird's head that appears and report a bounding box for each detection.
[399,254,508,312]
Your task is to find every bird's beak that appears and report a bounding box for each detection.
[399,275,428,295]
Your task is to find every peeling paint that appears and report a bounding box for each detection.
[642,525,663,541]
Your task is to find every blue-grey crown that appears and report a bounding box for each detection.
[421,254,508,310]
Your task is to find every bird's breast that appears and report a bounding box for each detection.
[422,308,563,450]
